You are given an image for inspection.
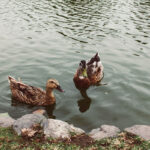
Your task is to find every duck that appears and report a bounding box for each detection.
[8,76,64,106]
[73,53,104,90]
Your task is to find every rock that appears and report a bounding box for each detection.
[124,125,150,141]
[0,113,15,127]
[44,119,85,139]
[89,125,120,140]
[13,114,48,135]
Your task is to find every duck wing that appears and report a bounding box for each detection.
[86,53,103,83]
[8,76,46,105]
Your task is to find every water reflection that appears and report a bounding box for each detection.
[11,98,56,119]
[45,104,56,119]
[77,72,106,113]
[77,90,91,113]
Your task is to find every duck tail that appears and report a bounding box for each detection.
[93,52,100,62]
[8,76,16,83]
[87,52,100,65]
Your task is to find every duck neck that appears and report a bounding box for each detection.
[46,88,55,104]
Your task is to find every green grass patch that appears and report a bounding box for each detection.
[0,127,150,150]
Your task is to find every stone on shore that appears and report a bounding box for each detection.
[44,119,85,139]
[0,113,15,127]
[12,113,84,139]
[89,125,120,140]
[13,114,48,135]
[125,125,150,141]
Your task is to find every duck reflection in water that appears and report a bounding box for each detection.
[77,90,92,113]
[77,81,107,113]
[11,99,56,119]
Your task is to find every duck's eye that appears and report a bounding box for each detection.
[50,81,54,83]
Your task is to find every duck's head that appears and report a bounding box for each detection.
[79,60,86,69]
[79,60,88,78]
[46,79,64,92]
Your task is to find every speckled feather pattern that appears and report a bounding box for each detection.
[8,76,55,106]
[73,53,104,90]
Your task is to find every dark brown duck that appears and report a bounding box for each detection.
[73,53,104,90]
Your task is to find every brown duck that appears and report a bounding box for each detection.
[8,76,64,106]
[73,53,104,90]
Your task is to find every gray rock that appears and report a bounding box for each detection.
[44,119,85,139]
[89,125,120,140]
[125,125,150,141]
[13,114,48,135]
[0,113,15,127]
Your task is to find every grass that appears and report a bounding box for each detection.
[0,127,150,150]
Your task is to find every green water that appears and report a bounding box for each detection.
[0,0,150,131]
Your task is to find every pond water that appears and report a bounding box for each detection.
[0,0,150,131]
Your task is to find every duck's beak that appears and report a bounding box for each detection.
[56,85,64,92]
